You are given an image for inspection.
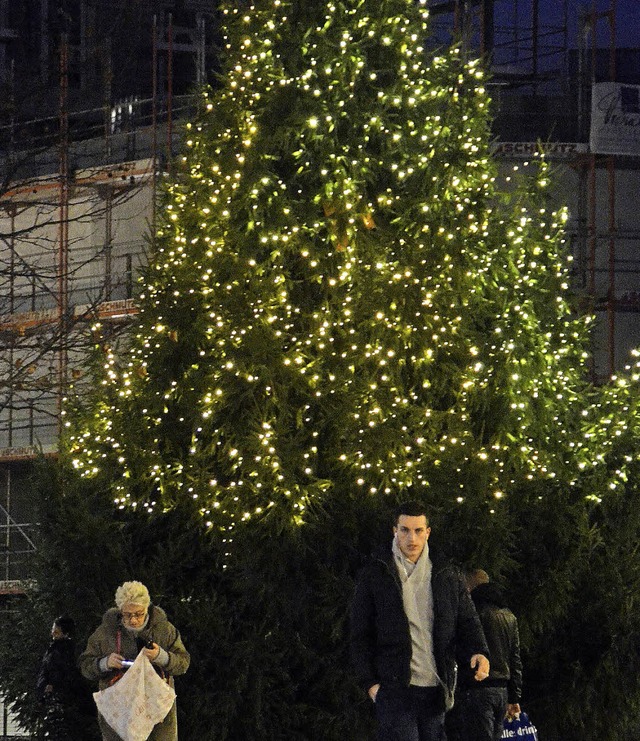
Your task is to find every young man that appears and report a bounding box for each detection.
[350,501,490,741]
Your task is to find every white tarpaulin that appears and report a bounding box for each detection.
[93,652,176,741]
[590,82,640,156]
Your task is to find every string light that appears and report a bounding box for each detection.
[64,0,640,532]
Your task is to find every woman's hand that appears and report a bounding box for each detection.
[143,642,160,662]
[106,653,125,669]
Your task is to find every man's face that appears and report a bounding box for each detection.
[393,514,430,563]
[51,622,64,640]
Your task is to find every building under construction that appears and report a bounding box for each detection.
[437,0,640,373]
[0,0,218,622]
[0,0,639,664]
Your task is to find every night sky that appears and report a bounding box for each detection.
[614,2,639,47]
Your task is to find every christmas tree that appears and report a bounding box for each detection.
[39,0,640,738]
[66,0,589,534]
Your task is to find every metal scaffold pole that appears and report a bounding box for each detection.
[606,1,617,377]
[152,13,158,241]
[58,32,70,426]
[167,12,174,175]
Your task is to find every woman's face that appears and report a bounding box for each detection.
[121,603,148,628]
[51,622,64,640]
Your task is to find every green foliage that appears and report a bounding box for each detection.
[0,592,54,737]
[5,1,640,740]
[66,0,589,533]
[0,460,380,739]
[0,459,117,739]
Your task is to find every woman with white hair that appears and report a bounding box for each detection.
[80,581,190,741]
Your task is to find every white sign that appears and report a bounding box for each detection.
[590,82,640,156]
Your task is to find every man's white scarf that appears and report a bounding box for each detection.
[393,537,439,686]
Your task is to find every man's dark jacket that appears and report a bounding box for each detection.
[350,543,489,711]
[457,582,522,703]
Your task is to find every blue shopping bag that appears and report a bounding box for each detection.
[501,711,539,740]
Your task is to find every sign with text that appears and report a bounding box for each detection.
[590,82,640,156]
[493,141,587,158]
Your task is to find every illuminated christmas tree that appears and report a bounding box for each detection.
[65,0,590,534]
[14,2,640,739]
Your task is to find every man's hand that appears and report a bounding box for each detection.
[470,653,490,681]
[506,703,521,719]
[368,683,380,702]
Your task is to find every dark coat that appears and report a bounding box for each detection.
[79,604,189,690]
[458,582,523,703]
[37,637,81,701]
[350,543,489,710]
[37,637,96,741]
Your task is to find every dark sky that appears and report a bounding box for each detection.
[429,0,639,81]
[609,1,639,47]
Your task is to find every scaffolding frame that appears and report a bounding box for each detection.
[1,5,209,460]
[584,0,619,379]
[0,2,212,584]
[0,466,37,588]
[429,0,639,381]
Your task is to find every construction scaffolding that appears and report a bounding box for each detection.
[428,0,640,380]
[1,3,216,454]
[0,464,37,587]
[579,1,640,378]
[0,2,217,589]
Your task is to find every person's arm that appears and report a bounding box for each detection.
[455,572,490,676]
[36,652,50,698]
[78,626,122,681]
[507,614,523,704]
[145,623,190,676]
[349,567,379,696]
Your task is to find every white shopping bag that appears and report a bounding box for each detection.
[93,651,176,741]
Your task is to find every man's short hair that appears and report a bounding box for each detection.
[465,568,490,592]
[394,500,429,526]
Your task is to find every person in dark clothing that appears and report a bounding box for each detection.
[447,569,523,741]
[37,615,95,741]
[350,501,490,741]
